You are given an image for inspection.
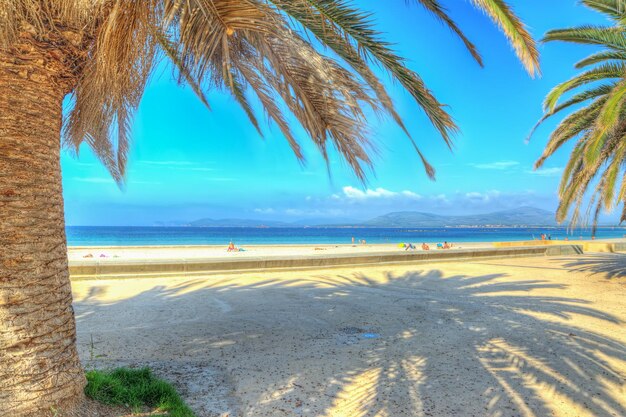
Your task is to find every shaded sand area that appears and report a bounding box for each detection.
[73,254,626,417]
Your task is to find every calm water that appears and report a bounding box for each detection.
[65,226,626,247]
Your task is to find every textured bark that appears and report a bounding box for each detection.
[0,35,85,416]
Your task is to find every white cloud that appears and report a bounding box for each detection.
[401,190,422,199]
[254,208,276,214]
[464,190,501,202]
[465,192,485,200]
[470,160,519,170]
[527,167,563,177]
[341,186,421,200]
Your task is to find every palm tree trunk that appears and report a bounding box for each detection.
[0,39,85,416]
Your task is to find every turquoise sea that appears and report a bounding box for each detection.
[65,226,626,247]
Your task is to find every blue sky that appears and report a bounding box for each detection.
[61,1,615,226]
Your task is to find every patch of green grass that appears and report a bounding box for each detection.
[85,367,196,417]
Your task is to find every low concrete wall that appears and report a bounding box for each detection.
[493,239,626,253]
[581,241,626,253]
[494,240,554,247]
[69,245,583,280]
[545,245,584,256]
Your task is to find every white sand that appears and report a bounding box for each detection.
[68,242,491,262]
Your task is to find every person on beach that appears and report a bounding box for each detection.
[227,241,237,252]
[443,241,451,249]
[421,243,430,251]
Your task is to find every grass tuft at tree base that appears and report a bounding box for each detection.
[85,367,196,417]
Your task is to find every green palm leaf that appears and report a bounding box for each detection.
[0,0,538,183]
[543,63,625,112]
[581,0,626,21]
[470,0,540,76]
[575,50,626,68]
[544,26,626,49]
[534,0,626,226]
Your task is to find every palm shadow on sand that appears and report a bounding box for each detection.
[563,252,626,279]
[74,268,626,417]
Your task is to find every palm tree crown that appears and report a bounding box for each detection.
[0,2,540,414]
[0,0,538,182]
[531,0,626,227]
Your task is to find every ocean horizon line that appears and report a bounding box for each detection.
[64,225,626,247]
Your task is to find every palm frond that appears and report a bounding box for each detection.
[581,0,626,21]
[266,0,409,136]
[575,50,626,68]
[543,26,626,50]
[470,0,540,76]
[588,78,626,147]
[0,0,539,184]
[537,2,626,227]
[528,83,613,140]
[412,0,483,66]
[163,1,380,179]
[543,63,625,111]
[64,0,160,184]
[270,0,457,146]
[535,98,606,168]
[227,71,264,137]
[235,60,304,160]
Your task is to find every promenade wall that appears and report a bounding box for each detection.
[69,244,584,280]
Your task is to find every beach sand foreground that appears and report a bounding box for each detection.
[73,253,626,417]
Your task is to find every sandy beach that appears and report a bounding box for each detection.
[73,252,626,417]
[67,242,497,262]
[67,238,626,263]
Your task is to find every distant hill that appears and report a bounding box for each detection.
[168,207,557,228]
[361,207,557,227]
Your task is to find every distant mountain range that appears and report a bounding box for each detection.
[360,207,557,227]
[159,207,558,228]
